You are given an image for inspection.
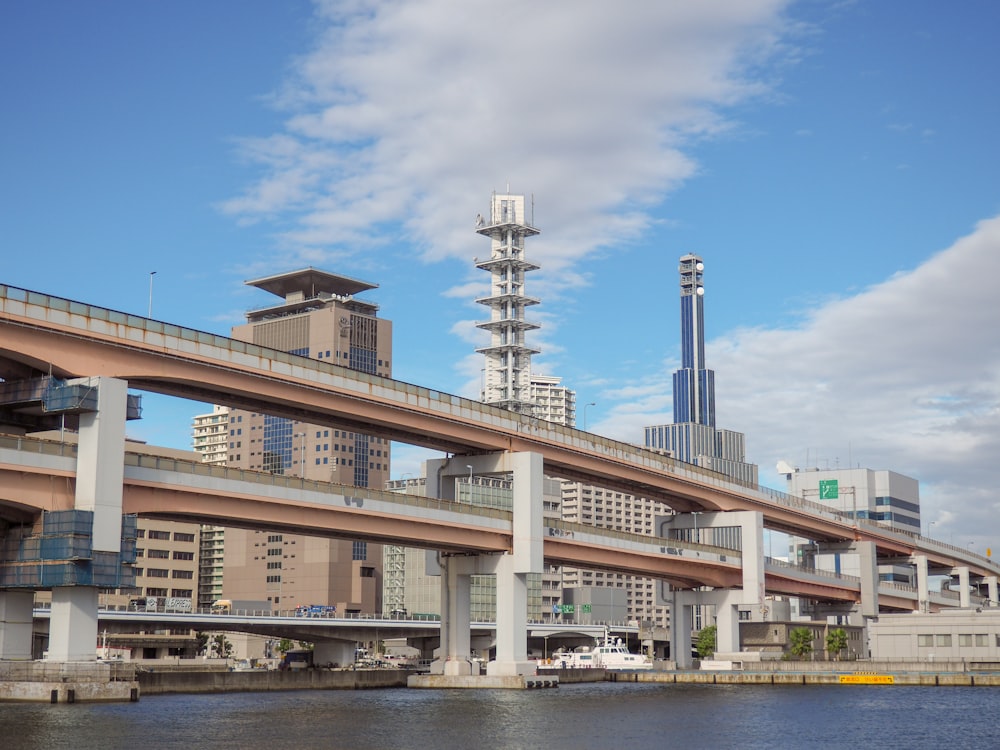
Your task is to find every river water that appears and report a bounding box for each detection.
[2,682,997,749]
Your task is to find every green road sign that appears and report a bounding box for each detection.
[581,604,592,613]
[819,480,839,500]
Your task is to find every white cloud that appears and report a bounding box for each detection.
[223,0,796,297]
[601,216,1000,548]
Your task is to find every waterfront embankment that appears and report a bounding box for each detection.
[137,667,409,695]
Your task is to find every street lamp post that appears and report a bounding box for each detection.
[583,402,596,431]
[147,271,157,317]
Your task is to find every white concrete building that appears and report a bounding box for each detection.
[869,609,1000,664]
[530,375,576,426]
[784,466,921,535]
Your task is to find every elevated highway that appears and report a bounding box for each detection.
[0,434,971,612]
[0,282,996,581]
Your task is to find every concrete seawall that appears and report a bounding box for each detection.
[138,668,409,695]
[628,671,1000,686]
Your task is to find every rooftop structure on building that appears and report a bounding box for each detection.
[645,254,758,485]
[475,191,540,415]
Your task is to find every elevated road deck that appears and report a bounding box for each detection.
[0,282,996,583]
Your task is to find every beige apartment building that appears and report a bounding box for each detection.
[217,268,392,615]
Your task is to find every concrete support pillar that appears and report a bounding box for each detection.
[0,590,35,660]
[914,555,929,612]
[669,589,695,669]
[659,511,765,666]
[987,576,998,607]
[956,567,971,608]
[855,541,879,618]
[437,555,474,675]
[713,591,741,655]
[659,510,765,607]
[312,639,356,667]
[48,376,128,664]
[425,450,543,678]
[487,554,532,676]
[74,377,127,553]
[46,587,99,661]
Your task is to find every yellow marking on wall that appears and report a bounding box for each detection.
[839,674,895,685]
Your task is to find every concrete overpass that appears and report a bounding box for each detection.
[1,434,975,611]
[0,282,998,676]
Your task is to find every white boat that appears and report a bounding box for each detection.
[544,632,653,671]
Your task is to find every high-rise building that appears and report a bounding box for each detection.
[530,375,576,426]
[191,405,230,466]
[475,192,540,415]
[216,268,392,615]
[784,466,921,534]
[645,254,758,484]
[781,465,921,620]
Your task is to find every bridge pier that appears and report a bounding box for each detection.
[661,510,764,666]
[47,377,128,664]
[0,591,34,660]
[312,639,356,667]
[810,539,879,619]
[914,554,930,612]
[425,451,542,679]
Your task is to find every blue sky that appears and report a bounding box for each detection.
[3,1,999,551]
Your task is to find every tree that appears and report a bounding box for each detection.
[695,625,717,659]
[211,634,234,659]
[789,627,814,659]
[826,628,848,660]
[277,638,294,655]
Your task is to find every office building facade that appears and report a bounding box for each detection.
[217,268,392,615]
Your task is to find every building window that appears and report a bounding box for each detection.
[352,541,367,561]
[917,634,933,647]
[148,530,171,540]
[174,532,195,543]
[172,570,193,579]
[173,551,195,561]
[148,549,170,559]
[935,634,952,647]
[147,568,169,578]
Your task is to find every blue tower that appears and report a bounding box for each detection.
[645,254,757,484]
[673,254,716,427]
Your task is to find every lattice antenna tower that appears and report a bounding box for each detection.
[474,191,540,415]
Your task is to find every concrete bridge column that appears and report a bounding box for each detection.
[487,554,532,676]
[46,587,99,661]
[486,451,541,677]
[987,576,998,606]
[914,555,929,612]
[955,567,971,608]
[0,591,35,660]
[312,639,356,667]
[47,376,127,664]
[669,589,695,669]
[660,511,765,664]
[425,450,542,678]
[437,554,474,675]
[855,541,879,618]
